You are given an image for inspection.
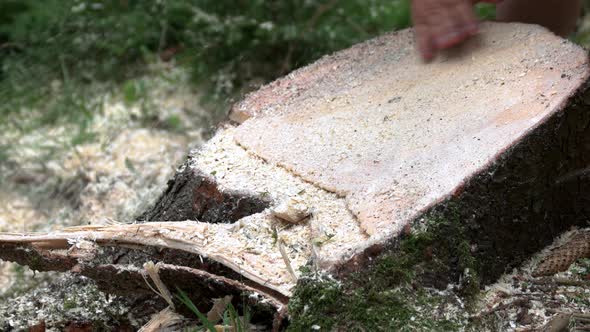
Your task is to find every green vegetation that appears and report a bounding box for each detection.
[0,1,503,135]
[570,258,590,279]
[177,288,219,332]
[177,288,251,332]
[0,0,414,132]
[288,209,479,331]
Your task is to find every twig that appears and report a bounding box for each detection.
[530,277,590,288]
[474,298,531,318]
[158,21,168,59]
[278,238,297,282]
[545,309,590,320]
[142,261,175,309]
[573,313,590,321]
[554,278,590,287]
[0,42,23,50]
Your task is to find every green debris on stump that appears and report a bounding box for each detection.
[289,207,479,331]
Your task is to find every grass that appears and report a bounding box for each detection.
[176,288,251,332]
[4,0,589,143]
[0,1,501,143]
[0,0,414,137]
[176,288,218,332]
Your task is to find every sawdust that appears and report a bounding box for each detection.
[0,273,145,331]
[0,67,205,232]
[0,67,207,328]
[192,126,367,273]
[477,228,590,331]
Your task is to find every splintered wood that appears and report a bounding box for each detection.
[0,23,588,311]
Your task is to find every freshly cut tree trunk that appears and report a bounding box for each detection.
[0,22,589,319]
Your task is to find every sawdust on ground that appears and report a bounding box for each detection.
[0,66,208,330]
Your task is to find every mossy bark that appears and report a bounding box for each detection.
[288,209,476,331]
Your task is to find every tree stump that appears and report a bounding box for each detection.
[0,23,589,321]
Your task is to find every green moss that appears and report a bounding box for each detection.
[63,297,77,310]
[288,277,342,330]
[288,274,464,331]
[288,206,480,330]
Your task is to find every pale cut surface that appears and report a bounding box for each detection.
[234,23,589,243]
[190,127,366,281]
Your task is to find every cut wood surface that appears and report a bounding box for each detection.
[234,22,588,239]
[1,22,589,315]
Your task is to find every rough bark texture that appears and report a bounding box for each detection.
[0,241,287,326]
[449,85,590,283]
[0,243,78,272]
[138,164,269,223]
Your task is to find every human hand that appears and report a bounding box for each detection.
[412,0,502,61]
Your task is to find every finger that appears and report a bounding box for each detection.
[411,1,436,61]
[431,7,466,49]
[456,1,479,36]
[415,24,435,61]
